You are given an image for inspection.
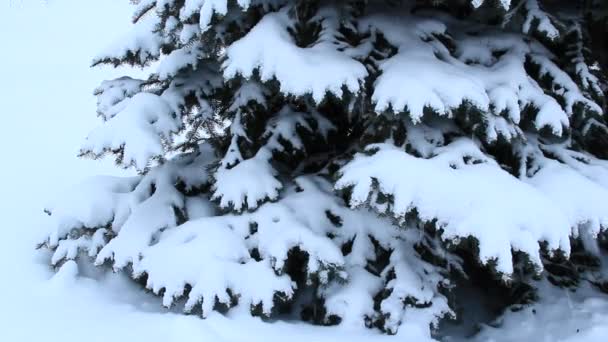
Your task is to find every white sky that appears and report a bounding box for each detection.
[0,0,136,240]
[0,3,154,339]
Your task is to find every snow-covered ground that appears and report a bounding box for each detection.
[0,1,607,341]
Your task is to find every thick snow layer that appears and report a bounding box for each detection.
[452,31,570,138]
[471,0,511,10]
[129,178,351,314]
[136,218,295,314]
[212,152,283,211]
[93,9,163,65]
[157,42,203,80]
[469,281,608,342]
[212,105,332,211]
[94,77,143,119]
[336,140,573,274]
[361,14,490,120]
[223,8,367,103]
[351,12,584,140]
[522,0,560,40]
[527,161,608,237]
[81,92,179,170]
[179,0,252,31]
[338,133,608,277]
[44,175,138,248]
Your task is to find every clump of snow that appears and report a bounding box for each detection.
[43,146,215,267]
[81,92,179,170]
[136,217,295,315]
[471,0,512,10]
[212,105,332,211]
[336,139,573,274]
[350,11,590,141]
[521,0,560,40]
[94,77,144,120]
[43,175,138,248]
[223,8,367,103]
[212,153,283,211]
[179,0,252,32]
[157,42,203,80]
[517,138,608,239]
[361,14,490,120]
[93,10,163,65]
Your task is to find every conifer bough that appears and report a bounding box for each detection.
[40,0,608,338]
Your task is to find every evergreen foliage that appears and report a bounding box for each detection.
[40,0,608,338]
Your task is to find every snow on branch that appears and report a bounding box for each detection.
[223,8,367,103]
[336,140,572,275]
[80,92,179,170]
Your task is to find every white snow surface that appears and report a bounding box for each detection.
[223,8,367,103]
[522,0,560,40]
[469,281,608,342]
[81,92,179,170]
[336,138,608,274]
[2,1,608,342]
[93,8,163,65]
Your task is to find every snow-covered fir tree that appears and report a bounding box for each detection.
[40,0,608,338]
